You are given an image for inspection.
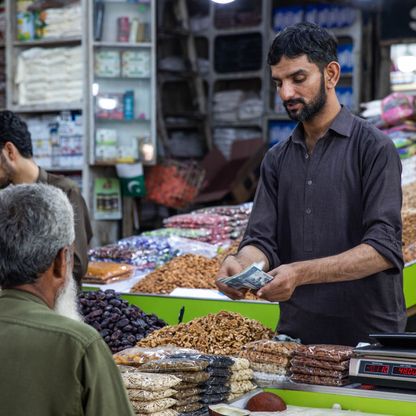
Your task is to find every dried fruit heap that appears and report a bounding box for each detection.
[137,311,274,355]
[79,290,166,353]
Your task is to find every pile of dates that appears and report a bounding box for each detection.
[78,289,167,353]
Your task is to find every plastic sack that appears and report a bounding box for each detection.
[167,236,219,259]
[206,367,230,377]
[252,371,288,387]
[295,344,354,363]
[177,407,208,416]
[139,358,209,373]
[175,382,200,391]
[290,373,349,387]
[113,346,200,367]
[119,366,181,391]
[203,376,228,386]
[201,384,230,395]
[290,357,350,372]
[128,388,177,401]
[131,398,177,414]
[200,393,228,404]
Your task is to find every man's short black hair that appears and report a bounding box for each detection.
[268,22,338,71]
[0,111,33,158]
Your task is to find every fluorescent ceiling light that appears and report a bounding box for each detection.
[211,0,235,4]
[397,55,416,73]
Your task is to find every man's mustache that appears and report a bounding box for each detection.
[284,98,306,107]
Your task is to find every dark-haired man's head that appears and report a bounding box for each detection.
[0,111,36,188]
[268,23,340,122]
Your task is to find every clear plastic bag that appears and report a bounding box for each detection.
[239,350,290,366]
[252,371,288,387]
[170,353,234,368]
[174,388,203,400]
[201,384,230,395]
[291,365,346,379]
[175,395,201,407]
[139,358,209,373]
[130,398,177,414]
[172,371,210,384]
[175,383,200,391]
[290,357,350,372]
[174,402,204,413]
[229,380,256,394]
[290,373,349,386]
[177,407,208,416]
[203,376,228,386]
[113,347,200,367]
[118,366,181,391]
[135,410,179,416]
[127,388,177,401]
[229,369,253,381]
[200,393,228,404]
[250,362,288,375]
[206,367,230,377]
[296,344,354,363]
[83,261,135,284]
[229,357,250,370]
[242,340,300,357]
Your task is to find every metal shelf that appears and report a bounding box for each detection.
[93,41,152,48]
[13,37,82,47]
[213,26,263,37]
[42,166,84,172]
[95,75,151,80]
[212,70,263,81]
[10,102,83,113]
[95,118,150,123]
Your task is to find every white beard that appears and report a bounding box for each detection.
[54,268,83,322]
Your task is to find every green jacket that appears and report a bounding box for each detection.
[0,289,134,416]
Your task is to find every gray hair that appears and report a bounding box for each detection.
[0,183,75,288]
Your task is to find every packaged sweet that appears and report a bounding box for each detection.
[201,384,230,395]
[291,365,346,379]
[169,353,234,368]
[175,382,200,391]
[242,340,300,357]
[174,388,203,400]
[83,261,135,284]
[131,398,177,414]
[250,362,288,375]
[239,350,290,366]
[290,357,350,371]
[200,393,228,404]
[113,346,200,367]
[175,395,201,407]
[229,357,250,371]
[118,366,181,391]
[252,371,288,387]
[290,373,349,386]
[174,402,204,413]
[229,380,256,394]
[206,367,230,377]
[139,358,210,373]
[296,344,354,363]
[203,376,228,386]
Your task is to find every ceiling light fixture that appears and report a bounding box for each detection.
[211,0,235,4]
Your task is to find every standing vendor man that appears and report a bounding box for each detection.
[0,110,92,285]
[216,22,406,346]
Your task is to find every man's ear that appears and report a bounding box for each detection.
[325,61,341,89]
[53,247,67,280]
[2,141,20,162]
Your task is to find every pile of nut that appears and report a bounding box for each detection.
[402,182,416,263]
[137,311,274,355]
[130,254,220,294]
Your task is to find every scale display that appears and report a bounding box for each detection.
[358,360,416,381]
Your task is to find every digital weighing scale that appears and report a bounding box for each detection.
[349,333,416,390]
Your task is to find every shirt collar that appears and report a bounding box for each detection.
[290,106,354,144]
[0,288,49,308]
[36,166,47,183]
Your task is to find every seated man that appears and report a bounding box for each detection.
[0,183,134,416]
[0,110,92,285]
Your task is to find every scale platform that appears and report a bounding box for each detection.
[349,333,416,390]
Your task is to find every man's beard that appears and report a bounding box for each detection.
[284,75,327,122]
[54,267,83,322]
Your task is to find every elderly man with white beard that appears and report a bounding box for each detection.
[0,183,134,416]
